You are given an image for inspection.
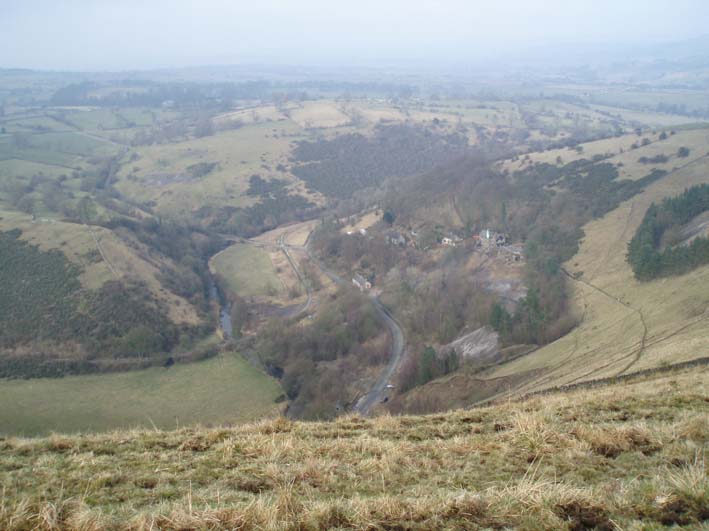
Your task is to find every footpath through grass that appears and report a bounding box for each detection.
[0,352,282,436]
[0,367,706,530]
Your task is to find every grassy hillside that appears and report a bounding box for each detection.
[0,212,213,376]
[113,120,314,216]
[0,367,706,530]
[483,150,709,397]
[0,351,282,437]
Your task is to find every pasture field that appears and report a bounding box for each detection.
[588,103,697,127]
[114,120,309,217]
[27,131,119,156]
[501,127,709,177]
[342,100,408,124]
[521,99,680,130]
[210,243,283,299]
[56,107,180,131]
[0,114,74,133]
[611,127,709,181]
[0,136,83,168]
[343,99,526,131]
[485,149,709,397]
[0,129,121,175]
[60,108,129,130]
[0,158,71,180]
[546,84,709,114]
[214,104,286,126]
[288,100,351,128]
[0,351,282,436]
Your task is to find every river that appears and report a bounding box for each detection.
[208,277,233,339]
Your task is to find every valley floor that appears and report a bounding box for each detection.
[1,366,706,530]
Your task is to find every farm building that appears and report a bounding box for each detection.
[479,229,507,248]
[352,273,372,292]
[386,231,407,247]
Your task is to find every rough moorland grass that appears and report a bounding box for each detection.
[210,243,282,298]
[0,367,706,530]
[0,352,282,437]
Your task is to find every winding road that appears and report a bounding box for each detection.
[296,239,407,415]
[353,299,406,414]
[220,223,407,415]
[237,224,407,416]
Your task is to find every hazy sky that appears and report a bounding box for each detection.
[2,0,708,71]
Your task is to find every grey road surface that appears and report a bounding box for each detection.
[302,244,406,415]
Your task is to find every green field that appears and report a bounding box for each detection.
[60,108,129,130]
[28,131,119,156]
[0,352,282,436]
[0,130,118,169]
[0,114,74,133]
[0,137,82,168]
[0,158,71,180]
[211,243,282,298]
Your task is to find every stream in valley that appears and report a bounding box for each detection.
[208,277,233,339]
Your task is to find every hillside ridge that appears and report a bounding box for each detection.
[1,365,706,530]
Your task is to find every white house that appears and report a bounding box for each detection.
[352,273,372,291]
[386,231,407,247]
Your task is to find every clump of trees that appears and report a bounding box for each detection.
[291,124,469,199]
[246,174,288,197]
[202,175,318,237]
[627,184,709,280]
[311,219,402,282]
[397,346,459,392]
[255,287,386,419]
[387,154,668,350]
[638,154,668,164]
[382,265,495,345]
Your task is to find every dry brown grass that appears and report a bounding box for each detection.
[0,367,706,530]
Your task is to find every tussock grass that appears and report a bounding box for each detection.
[0,367,706,530]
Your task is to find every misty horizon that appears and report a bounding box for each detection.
[3,0,709,72]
